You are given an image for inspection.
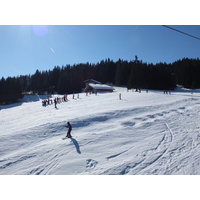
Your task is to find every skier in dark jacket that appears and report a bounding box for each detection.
[65,122,72,138]
[54,98,57,108]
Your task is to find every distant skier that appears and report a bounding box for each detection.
[54,98,57,108]
[65,122,72,138]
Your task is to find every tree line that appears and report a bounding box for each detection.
[0,57,200,104]
[0,77,23,104]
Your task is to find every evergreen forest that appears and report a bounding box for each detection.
[0,57,200,104]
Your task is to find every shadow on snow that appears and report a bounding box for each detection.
[70,138,81,154]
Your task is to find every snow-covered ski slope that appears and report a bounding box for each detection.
[1,87,200,175]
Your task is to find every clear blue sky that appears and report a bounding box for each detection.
[0,25,200,78]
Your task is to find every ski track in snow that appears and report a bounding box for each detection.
[1,88,200,174]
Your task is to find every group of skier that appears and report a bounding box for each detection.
[42,95,68,108]
[163,90,171,94]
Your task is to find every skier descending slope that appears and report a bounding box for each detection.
[65,122,72,138]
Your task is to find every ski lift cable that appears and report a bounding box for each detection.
[162,25,200,41]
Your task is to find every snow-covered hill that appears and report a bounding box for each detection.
[1,87,200,175]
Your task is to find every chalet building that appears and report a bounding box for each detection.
[84,83,115,93]
[83,79,101,86]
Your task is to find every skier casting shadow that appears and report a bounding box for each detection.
[65,122,81,154]
[65,122,72,138]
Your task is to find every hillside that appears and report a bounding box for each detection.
[1,87,200,175]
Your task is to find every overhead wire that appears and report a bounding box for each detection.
[162,25,200,41]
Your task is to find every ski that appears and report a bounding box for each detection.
[62,136,72,140]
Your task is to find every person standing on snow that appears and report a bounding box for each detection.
[65,122,72,138]
[54,98,57,108]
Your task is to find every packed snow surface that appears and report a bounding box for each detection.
[1,87,200,175]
